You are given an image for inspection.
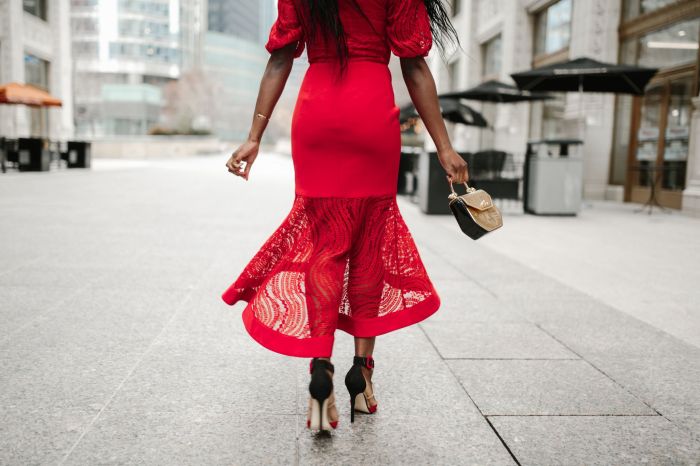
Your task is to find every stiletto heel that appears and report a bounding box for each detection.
[307,358,338,432]
[344,355,377,423]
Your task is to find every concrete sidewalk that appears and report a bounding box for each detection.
[1,152,699,465]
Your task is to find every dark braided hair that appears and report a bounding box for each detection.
[303,0,460,80]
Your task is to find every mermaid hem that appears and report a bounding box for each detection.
[222,288,440,358]
[220,193,441,358]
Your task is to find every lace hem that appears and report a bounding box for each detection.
[221,193,441,357]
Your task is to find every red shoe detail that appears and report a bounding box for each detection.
[368,403,377,413]
[330,420,339,429]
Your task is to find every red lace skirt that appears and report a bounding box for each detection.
[221,60,441,357]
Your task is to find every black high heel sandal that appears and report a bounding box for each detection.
[344,355,377,423]
[307,358,338,432]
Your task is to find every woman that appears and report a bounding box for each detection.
[221,0,469,433]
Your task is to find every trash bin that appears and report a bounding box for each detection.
[18,138,50,172]
[64,141,91,168]
[0,137,6,173]
[523,139,583,215]
[398,146,420,195]
[417,150,453,214]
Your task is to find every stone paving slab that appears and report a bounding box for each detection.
[494,296,613,324]
[489,416,700,466]
[0,406,97,466]
[3,287,189,353]
[1,347,141,412]
[296,413,516,466]
[421,321,578,359]
[428,278,526,323]
[0,285,76,338]
[447,359,656,416]
[539,319,700,361]
[61,409,298,466]
[426,297,527,323]
[103,348,299,415]
[583,353,700,417]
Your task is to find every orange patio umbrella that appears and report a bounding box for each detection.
[0,82,62,107]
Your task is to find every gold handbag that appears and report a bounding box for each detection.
[447,180,503,240]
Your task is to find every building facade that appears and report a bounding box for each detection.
[207,0,261,43]
[0,0,74,139]
[429,0,699,215]
[70,0,184,137]
[202,0,305,142]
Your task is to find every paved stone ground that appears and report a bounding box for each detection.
[1,152,699,465]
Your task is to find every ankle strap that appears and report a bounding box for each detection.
[353,355,374,370]
[309,358,334,374]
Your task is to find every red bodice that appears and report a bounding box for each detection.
[265,0,433,64]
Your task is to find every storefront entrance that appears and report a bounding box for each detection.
[626,72,695,209]
[618,0,700,209]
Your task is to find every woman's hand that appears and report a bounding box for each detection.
[226,139,260,181]
[438,148,470,184]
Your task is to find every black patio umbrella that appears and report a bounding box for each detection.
[438,79,553,103]
[400,97,488,127]
[510,57,658,95]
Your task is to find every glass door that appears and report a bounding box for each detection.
[662,77,692,191]
[628,75,693,209]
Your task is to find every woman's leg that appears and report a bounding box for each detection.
[312,356,338,424]
[354,336,375,356]
[354,337,377,409]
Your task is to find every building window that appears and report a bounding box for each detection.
[452,0,461,16]
[623,0,684,20]
[71,17,100,35]
[448,59,460,90]
[482,34,502,78]
[534,0,572,57]
[71,0,100,9]
[23,0,47,20]
[24,54,49,90]
[24,54,50,137]
[635,18,700,69]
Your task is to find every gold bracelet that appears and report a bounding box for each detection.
[255,112,270,121]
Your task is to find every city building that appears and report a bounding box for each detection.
[180,0,206,70]
[70,0,183,137]
[0,0,74,139]
[202,0,305,141]
[207,0,262,43]
[429,0,699,214]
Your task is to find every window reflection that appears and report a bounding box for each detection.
[23,0,47,20]
[623,0,684,19]
[636,85,662,163]
[662,78,691,190]
[638,18,700,68]
[24,54,50,137]
[482,35,502,78]
[534,0,572,56]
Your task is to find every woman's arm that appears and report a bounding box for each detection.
[226,43,297,180]
[399,57,469,184]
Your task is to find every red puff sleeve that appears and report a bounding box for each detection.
[386,0,433,58]
[265,0,305,58]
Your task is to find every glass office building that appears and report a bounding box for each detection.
[71,0,183,136]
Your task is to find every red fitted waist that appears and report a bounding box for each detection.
[309,57,389,66]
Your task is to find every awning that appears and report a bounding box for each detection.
[0,82,63,107]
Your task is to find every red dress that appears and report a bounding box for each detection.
[221,0,440,357]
